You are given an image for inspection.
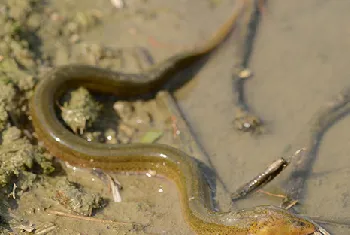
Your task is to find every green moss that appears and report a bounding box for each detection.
[61,87,102,134]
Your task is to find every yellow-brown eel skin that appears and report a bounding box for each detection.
[30,0,323,234]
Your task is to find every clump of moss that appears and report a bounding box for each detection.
[0,104,8,133]
[55,178,104,217]
[0,127,55,187]
[0,59,35,93]
[0,0,45,72]
[60,87,102,135]
[42,8,102,46]
[0,198,11,234]
[0,77,15,132]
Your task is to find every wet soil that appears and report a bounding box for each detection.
[1,0,350,234]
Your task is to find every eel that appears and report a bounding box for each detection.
[29,0,325,234]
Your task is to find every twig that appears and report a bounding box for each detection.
[8,183,17,199]
[107,173,123,203]
[257,189,286,199]
[35,224,56,235]
[231,157,289,201]
[170,115,180,138]
[46,209,145,226]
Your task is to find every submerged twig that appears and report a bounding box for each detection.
[231,157,289,201]
[91,169,123,202]
[46,209,146,226]
[107,173,123,203]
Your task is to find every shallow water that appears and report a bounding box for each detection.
[176,1,350,234]
[18,0,350,234]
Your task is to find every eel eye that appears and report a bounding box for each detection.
[293,220,306,227]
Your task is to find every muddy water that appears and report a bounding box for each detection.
[176,1,350,234]
[17,0,350,234]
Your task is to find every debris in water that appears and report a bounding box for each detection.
[140,131,163,143]
[111,0,125,9]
